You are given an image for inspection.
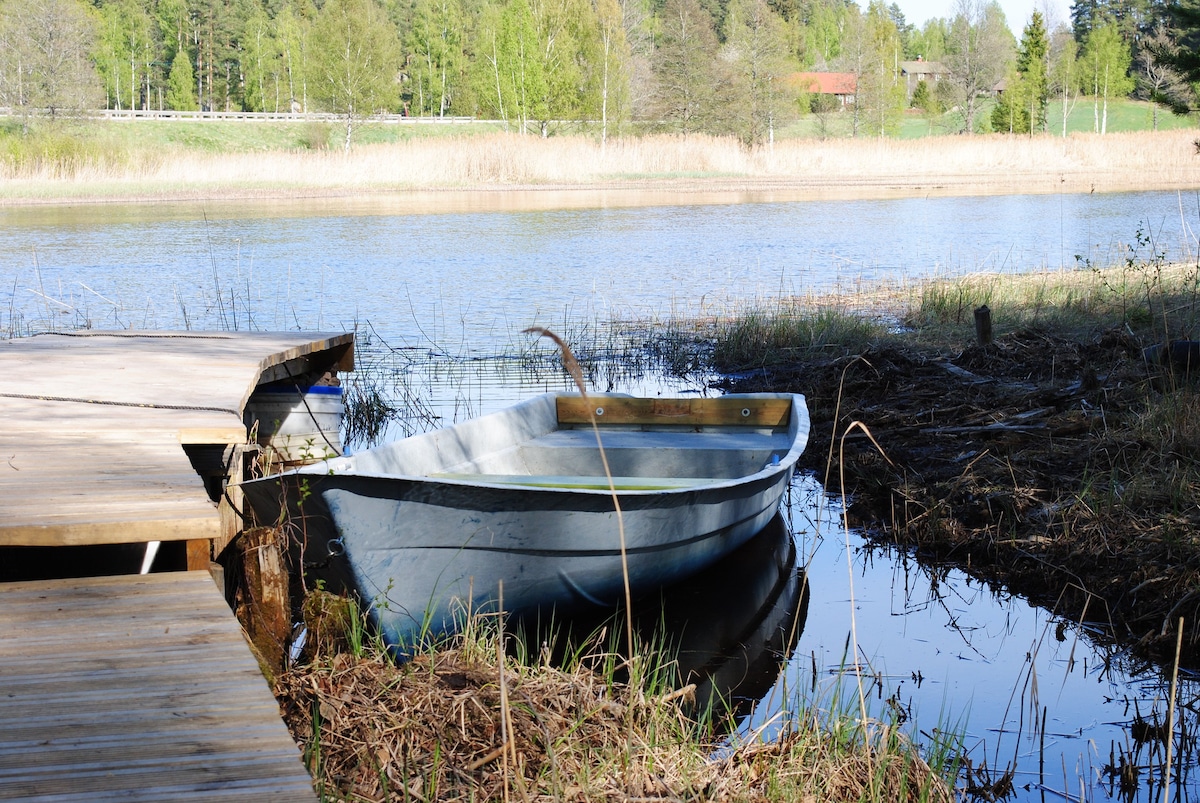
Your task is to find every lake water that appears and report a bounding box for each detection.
[2,189,1198,349]
[4,189,1199,801]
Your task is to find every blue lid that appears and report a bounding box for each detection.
[255,384,343,397]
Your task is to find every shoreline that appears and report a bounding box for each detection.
[2,170,1200,208]
[3,173,1198,218]
[3,128,1198,212]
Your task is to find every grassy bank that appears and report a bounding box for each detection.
[2,120,1198,204]
[702,257,1200,661]
[777,97,1200,140]
[271,596,958,802]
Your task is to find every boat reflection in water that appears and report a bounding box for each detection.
[514,513,809,725]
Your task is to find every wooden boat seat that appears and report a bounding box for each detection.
[429,473,712,490]
[534,428,791,450]
[556,396,791,427]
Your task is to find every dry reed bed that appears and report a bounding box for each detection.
[716,261,1200,661]
[4,130,1198,201]
[275,644,955,802]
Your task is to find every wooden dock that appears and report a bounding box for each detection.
[0,571,316,801]
[0,331,355,801]
[0,331,352,555]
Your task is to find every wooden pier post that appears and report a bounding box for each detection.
[974,305,993,345]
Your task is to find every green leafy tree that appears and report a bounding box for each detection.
[797,0,849,68]
[1049,22,1080,135]
[840,0,905,137]
[649,0,724,132]
[943,0,1013,133]
[909,17,950,61]
[1081,17,1133,132]
[533,0,594,131]
[242,6,278,112]
[591,0,631,143]
[310,0,401,148]
[911,78,944,132]
[95,0,157,110]
[723,0,794,144]
[407,0,466,116]
[993,10,1049,134]
[1017,10,1049,131]
[498,0,547,131]
[0,0,103,117]
[991,63,1029,131]
[165,48,199,109]
[274,1,314,113]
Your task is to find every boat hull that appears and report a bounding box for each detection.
[242,392,809,652]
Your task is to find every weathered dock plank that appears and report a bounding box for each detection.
[0,331,352,548]
[0,571,316,802]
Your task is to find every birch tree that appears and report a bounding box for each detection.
[407,0,466,116]
[649,0,723,133]
[1081,18,1133,133]
[1049,22,1078,135]
[593,0,631,144]
[0,0,103,117]
[723,0,793,144]
[310,0,401,148]
[95,0,156,110]
[943,0,1012,133]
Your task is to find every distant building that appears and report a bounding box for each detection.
[899,58,950,99]
[788,72,858,106]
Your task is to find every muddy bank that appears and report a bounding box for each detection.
[722,327,1200,663]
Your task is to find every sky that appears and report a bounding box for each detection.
[890,0,1073,34]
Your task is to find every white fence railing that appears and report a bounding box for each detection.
[97,109,481,123]
[0,107,485,124]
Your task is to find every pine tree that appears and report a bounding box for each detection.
[1016,10,1049,132]
[1147,0,1200,113]
[166,49,199,110]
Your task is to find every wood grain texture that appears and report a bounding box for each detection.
[556,395,792,427]
[0,571,315,802]
[0,332,352,547]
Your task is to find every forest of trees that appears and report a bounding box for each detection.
[0,0,1196,144]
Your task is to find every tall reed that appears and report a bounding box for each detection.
[4,128,1198,200]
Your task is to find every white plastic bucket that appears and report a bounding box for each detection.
[246,385,343,465]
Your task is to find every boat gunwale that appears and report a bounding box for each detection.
[293,392,810,497]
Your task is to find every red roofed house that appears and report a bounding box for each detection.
[788,72,857,106]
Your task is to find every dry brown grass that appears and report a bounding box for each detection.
[275,644,956,803]
[3,129,1198,205]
